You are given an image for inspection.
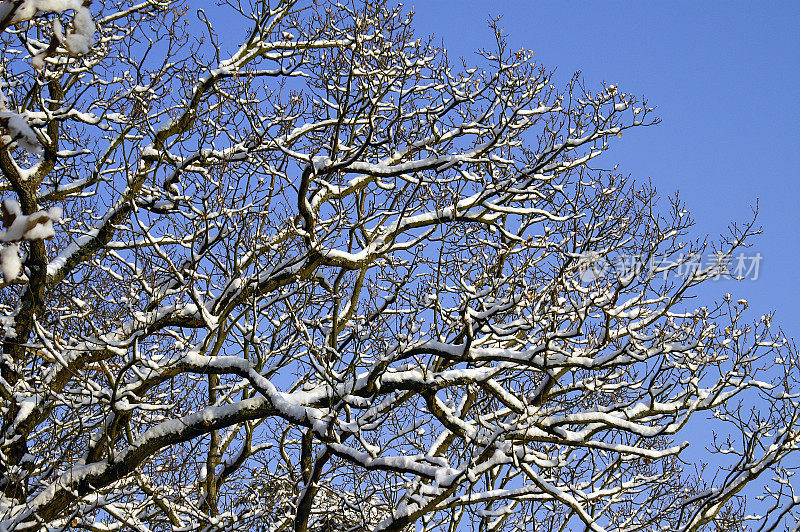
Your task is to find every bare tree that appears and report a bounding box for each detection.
[0,1,797,531]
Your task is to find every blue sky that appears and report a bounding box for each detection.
[407,2,800,503]
[411,1,800,339]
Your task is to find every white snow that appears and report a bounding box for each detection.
[0,244,21,281]
[1,200,62,243]
[22,218,54,240]
[62,5,95,55]
[2,0,96,69]
[0,110,41,154]
[1,0,91,25]
[312,155,331,171]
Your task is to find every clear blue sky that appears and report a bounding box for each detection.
[411,1,800,339]
[409,2,800,499]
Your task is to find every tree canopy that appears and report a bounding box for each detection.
[0,1,797,531]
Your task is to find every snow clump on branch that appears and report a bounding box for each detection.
[0,0,96,150]
[0,199,62,282]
